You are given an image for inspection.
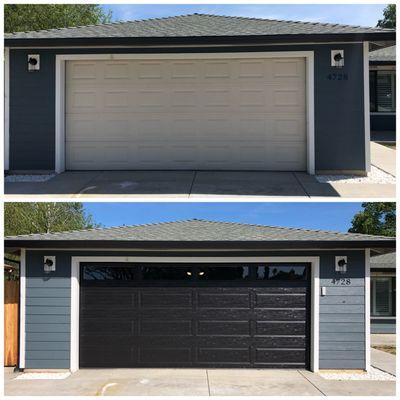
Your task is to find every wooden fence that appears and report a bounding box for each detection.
[4,280,19,366]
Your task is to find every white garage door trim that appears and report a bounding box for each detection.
[55,51,315,174]
[70,255,320,372]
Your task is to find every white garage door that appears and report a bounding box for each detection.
[66,57,306,170]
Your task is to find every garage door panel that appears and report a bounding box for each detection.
[198,347,250,364]
[66,57,306,170]
[140,347,193,364]
[255,349,305,364]
[255,309,307,321]
[256,321,306,335]
[255,293,306,308]
[80,262,310,368]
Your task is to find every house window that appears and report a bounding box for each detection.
[370,70,396,112]
[371,276,396,316]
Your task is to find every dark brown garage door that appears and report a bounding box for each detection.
[80,262,311,368]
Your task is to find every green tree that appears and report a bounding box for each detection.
[5,4,112,33]
[5,203,100,237]
[377,4,396,28]
[349,203,395,237]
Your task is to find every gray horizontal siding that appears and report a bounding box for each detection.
[26,323,70,333]
[25,360,70,369]
[320,313,364,323]
[26,341,70,351]
[320,296,364,305]
[25,251,71,369]
[320,360,365,369]
[320,341,364,350]
[24,249,367,370]
[319,252,365,369]
[26,350,69,360]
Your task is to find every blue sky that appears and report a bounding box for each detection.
[84,202,363,233]
[102,4,387,27]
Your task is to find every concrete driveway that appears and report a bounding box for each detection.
[4,170,395,199]
[4,143,396,198]
[4,368,396,396]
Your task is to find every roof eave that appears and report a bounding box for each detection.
[4,239,396,250]
[4,31,395,47]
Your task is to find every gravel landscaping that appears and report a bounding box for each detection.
[316,166,395,184]
[5,174,56,183]
[319,366,395,381]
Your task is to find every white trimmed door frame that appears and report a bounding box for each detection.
[364,249,371,371]
[56,51,315,174]
[70,255,320,372]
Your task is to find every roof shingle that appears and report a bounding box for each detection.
[5,13,393,40]
[4,219,394,243]
[369,45,396,62]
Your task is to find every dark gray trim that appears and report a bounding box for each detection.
[4,31,395,48]
[5,239,396,249]
[370,61,396,66]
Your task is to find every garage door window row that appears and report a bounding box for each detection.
[82,263,309,284]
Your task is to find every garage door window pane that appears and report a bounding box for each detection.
[256,265,307,280]
[198,266,250,280]
[83,266,137,281]
[141,266,192,280]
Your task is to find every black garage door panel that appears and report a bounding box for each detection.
[80,263,310,368]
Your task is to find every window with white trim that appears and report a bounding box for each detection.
[371,276,396,316]
[370,70,396,112]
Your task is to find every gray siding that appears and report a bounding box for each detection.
[25,252,71,369]
[10,43,366,172]
[24,249,366,369]
[319,251,365,369]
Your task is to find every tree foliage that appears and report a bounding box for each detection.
[377,4,396,28]
[5,4,112,33]
[349,203,395,237]
[5,203,100,237]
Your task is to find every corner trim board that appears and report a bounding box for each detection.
[365,248,371,371]
[70,255,320,372]
[55,51,316,175]
[19,249,26,369]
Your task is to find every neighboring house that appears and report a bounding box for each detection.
[4,219,395,372]
[369,45,396,140]
[371,251,396,334]
[4,14,394,175]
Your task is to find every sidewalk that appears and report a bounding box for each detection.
[371,348,396,376]
[371,142,396,176]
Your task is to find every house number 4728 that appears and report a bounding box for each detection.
[331,278,351,285]
[327,73,348,81]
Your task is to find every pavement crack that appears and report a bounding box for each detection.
[292,172,310,197]
[297,369,326,396]
[206,369,211,396]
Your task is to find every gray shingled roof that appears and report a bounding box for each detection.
[371,252,396,268]
[369,45,396,62]
[4,219,394,243]
[5,13,392,40]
